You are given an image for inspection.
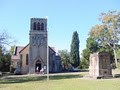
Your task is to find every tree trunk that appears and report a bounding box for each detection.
[113,48,118,67]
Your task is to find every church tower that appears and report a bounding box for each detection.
[29,18,47,74]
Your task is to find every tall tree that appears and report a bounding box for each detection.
[89,10,120,67]
[70,31,80,68]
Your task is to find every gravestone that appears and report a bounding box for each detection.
[89,52,113,79]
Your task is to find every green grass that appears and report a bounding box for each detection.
[0,71,120,90]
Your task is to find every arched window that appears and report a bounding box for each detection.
[41,23,44,30]
[33,22,36,30]
[37,23,40,30]
[26,54,29,65]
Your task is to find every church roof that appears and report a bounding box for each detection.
[11,46,24,60]
[18,44,56,54]
[49,46,56,53]
[19,44,29,53]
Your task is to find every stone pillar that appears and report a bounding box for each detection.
[89,52,113,79]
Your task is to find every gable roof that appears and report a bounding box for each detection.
[19,44,29,53]
[49,46,56,53]
[11,46,24,60]
[12,43,56,56]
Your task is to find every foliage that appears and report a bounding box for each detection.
[80,36,99,69]
[0,46,11,72]
[82,48,90,61]
[79,57,89,69]
[82,37,99,61]
[89,10,120,67]
[117,62,120,69]
[81,35,114,68]
[58,50,70,70]
[70,31,80,68]
[0,31,15,72]
[0,47,3,68]
[9,46,15,55]
[116,49,120,60]
[86,37,99,53]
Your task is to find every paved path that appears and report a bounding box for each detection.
[0,71,88,80]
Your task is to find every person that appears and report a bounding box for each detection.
[40,68,44,74]
[36,66,39,72]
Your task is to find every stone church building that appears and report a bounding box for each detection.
[11,18,62,74]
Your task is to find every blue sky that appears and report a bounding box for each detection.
[0,0,119,54]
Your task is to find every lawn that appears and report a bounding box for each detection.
[0,71,120,90]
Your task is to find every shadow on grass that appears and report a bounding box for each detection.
[0,74,83,84]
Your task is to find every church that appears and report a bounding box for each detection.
[11,18,62,74]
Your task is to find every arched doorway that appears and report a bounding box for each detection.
[35,60,41,72]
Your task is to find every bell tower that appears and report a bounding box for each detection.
[29,18,47,74]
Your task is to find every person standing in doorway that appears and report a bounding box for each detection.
[36,66,39,72]
[40,68,44,74]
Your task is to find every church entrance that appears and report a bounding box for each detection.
[35,60,41,72]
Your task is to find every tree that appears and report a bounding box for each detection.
[0,47,3,69]
[80,37,99,69]
[82,48,90,61]
[86,37,99,53]
[58,50,70,70]
[0,31,10,46]
[0,46,11,72]
[0,30,15,72]
[82,37,99,62]
[70,31,80,68]
[9,46,15,55]
[79,57,89,69]
[1,53,11,72]
[89,11,120,67]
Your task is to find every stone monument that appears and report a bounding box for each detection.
[89,52,113,79]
